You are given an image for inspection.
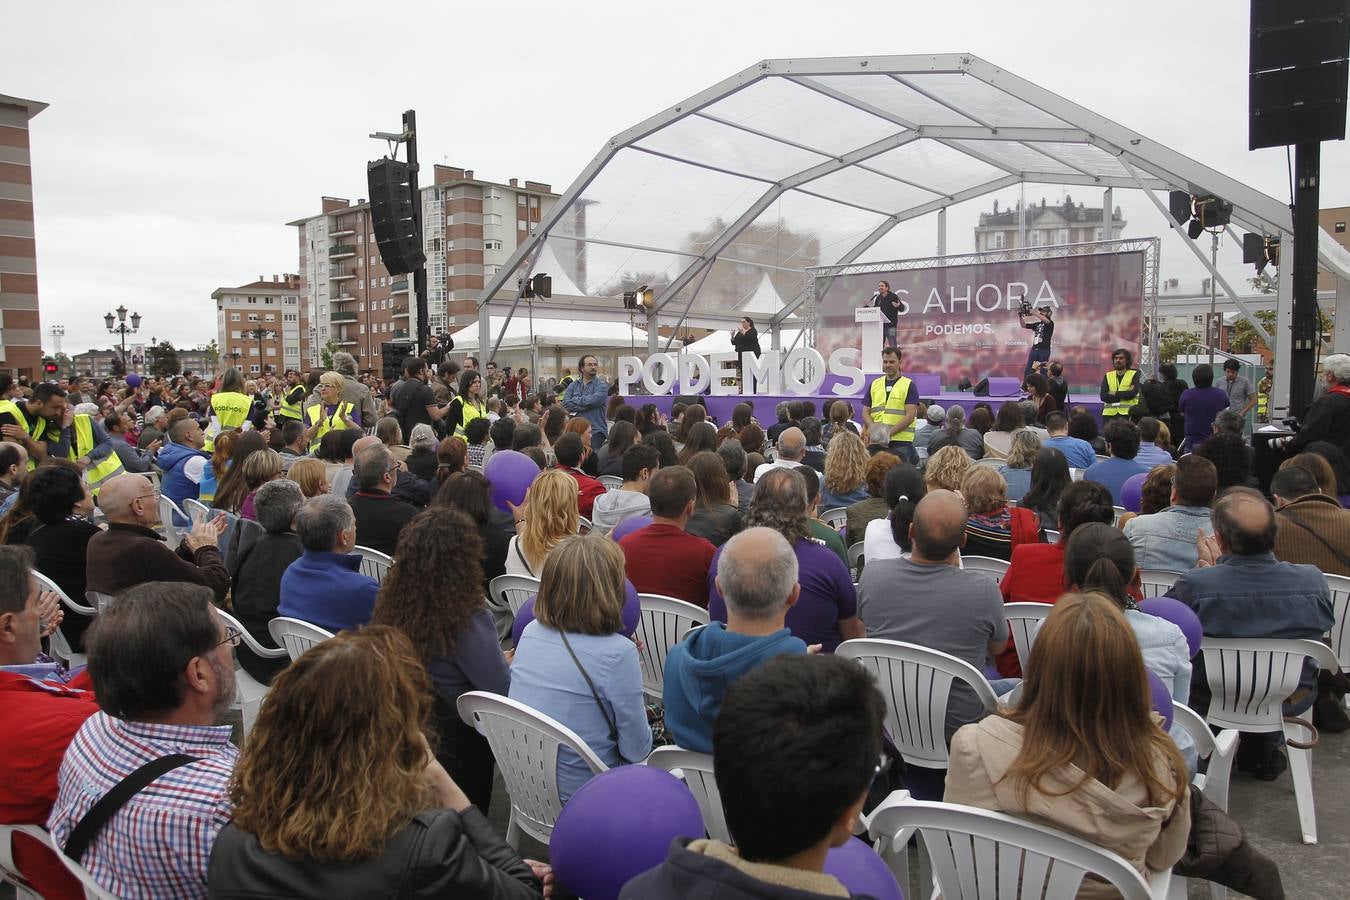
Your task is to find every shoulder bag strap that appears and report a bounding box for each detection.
[64,753,200,862]
[513,540,535,577]
[556,629,628,759]
[1279,509,1350,569]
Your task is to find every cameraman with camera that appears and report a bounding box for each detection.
[1018,300,1054,377]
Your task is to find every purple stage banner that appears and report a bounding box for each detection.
[816,250,1145,390]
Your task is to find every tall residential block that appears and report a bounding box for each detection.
[211,275,304,375]
[0,94,47,380]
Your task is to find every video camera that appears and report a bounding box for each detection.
[1017,296,1033,316]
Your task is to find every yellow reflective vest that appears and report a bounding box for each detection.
[69,414,124,495]
[306,401,354,453]
[867,375,915,442]
[1103,369,1139,416]
[0,399,53,469]
[203,391,253,451]
[453,395,487,438]
[277,384,305,421]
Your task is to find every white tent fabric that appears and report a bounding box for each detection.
[735,272,789,317]
[531,242,584,299]
[448,316,678,352]
[683,327,803,356]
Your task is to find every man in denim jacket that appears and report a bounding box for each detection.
[1122,455,1217,571]
[1171,487,1334,779]
[562,354,608,443]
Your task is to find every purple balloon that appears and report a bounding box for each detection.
[1119,471,1148,514]
[550,767,705,900]
[125,373,142,388]
[1138,596,1202,658]
[610,515,652,542]
[484,450,540,513]
[512,579,641,647]
[823,837,905,900]
[1147,669,1174,730]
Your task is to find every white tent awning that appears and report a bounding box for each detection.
[448,316,679,352]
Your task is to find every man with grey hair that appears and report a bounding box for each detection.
[1171,486,1334,779]
[752,426,806,482]
[661,527,809,753]
[865,422,893,455]
[331,351,377,428]
[229,479,305,682]
[278,494,379,633]
[1212,408,1245,437]
[137,405,168,450]
[1273,352,1350,460]
[347,443,417,555]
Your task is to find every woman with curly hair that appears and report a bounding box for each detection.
[844,451,902,547]
[563,416,600,477]
[737,421,765,457]
[372,508,510,812]
[923,444,972,493]
[960,466,1043,561]
[820,428,870,510]
[210,431,269,513]
[208,626,544,898]
[505,468,578,577]
[1194,432,1257,493]
[643,429,678,469]
[636,402,664,437]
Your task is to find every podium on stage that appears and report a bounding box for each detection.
[854,306,884,373]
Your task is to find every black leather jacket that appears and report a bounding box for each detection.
[207,806,541,899]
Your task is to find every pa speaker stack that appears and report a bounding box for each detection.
[381,341,415,381]
[1249,0,1350,150]
[367,159,426,275]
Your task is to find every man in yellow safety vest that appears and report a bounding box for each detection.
[1099,348,1142,417]
[66,407,124,496]
[0,383,71,467]
[861,346,919,463]
[276,369,306,423]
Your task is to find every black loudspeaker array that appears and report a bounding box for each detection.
[1249,0,1350,149]
[367,159,427,275]
[381,341,415,381]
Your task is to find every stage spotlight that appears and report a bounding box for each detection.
[637,285,655,309]
[1243,232,1280,273]
[1169,190,1232,240]
[622,291,638,310]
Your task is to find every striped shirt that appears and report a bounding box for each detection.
[47,712,237,899]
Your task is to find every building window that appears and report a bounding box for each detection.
[485,239,503,250]
[266,348,276,357]
[1338,222,1347,233]
[484,265,500,277]
[250,364,260,374]
[264,314,275,322]
[231,330,242,339]
[993,232,1005,249]
[250,347,259,356]
[230,313,241,321]
[517,195,527,206]
[264,298,274,305]
[358,280,364,290]
[1194,315,1205,324]
[360,324,365,334]
[248,313,260,322]
[358,302,365,312]
[483,214,502,226]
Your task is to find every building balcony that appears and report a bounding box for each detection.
[391,279,410,294]
[392,304,410,318]
[328,244,357,259]
[334,337,358,346]
[331,293,356,303]
[330,311,357,323]
[330,269,356,281]
[392,329,410,340]
[330,225,356,237]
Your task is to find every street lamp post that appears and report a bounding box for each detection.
[246,327,276,375]
[103,305,141,373]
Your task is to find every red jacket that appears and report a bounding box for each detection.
[0,672,100,899]
[559,466,607,520]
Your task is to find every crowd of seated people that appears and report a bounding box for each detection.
[6,351,1348,897]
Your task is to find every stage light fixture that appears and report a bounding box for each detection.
[1168,190,1232,240]
[1243,232,1281,273]
[622,291,638,310]
[637,285,655,309]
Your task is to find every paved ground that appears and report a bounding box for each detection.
[486,728,1350,898]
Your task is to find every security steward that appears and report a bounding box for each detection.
[861,346,919,464]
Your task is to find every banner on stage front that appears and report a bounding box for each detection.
[816,249,1146,388]
[616,348,865,397]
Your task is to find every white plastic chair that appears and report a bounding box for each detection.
[867,792,1171,900]
[1199,636,1339,844]
[217,609,286,734]
[646,746,731,843]
[457,691,608,848]
[960,554,1010,580]
[353,545,394,583]
[1169,701,1236,900]
[1044,528,1061,544]
[1139,569,1184,599]
[1003,601,1054,674]
[267,616,335,661]
[0,823,47,899]
[1114,504,1128,526]
[1324,572,1350,705]
[215,509,241,568]
[820,506,849,531]
[578,515,593,534]
[836,639,996,770]
[31,570,96,669]
[489,574,541,618]
[85,591,114,613]
[634,593,710,700]
[157,495,186,542]
[847,541,865,582]
[183,497,211,521]
[598,474,623,492]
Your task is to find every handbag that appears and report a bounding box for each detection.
[556,629,642,763]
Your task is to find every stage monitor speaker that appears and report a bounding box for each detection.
[1249,0,1350,149]
[674,394,707,408]
[381,341,415,381]
[367,159,427,275]
[972,378,990,397]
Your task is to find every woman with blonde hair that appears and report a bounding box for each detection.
[286,457,329,498]
[961,465,1042,560]
[505,468,578,577]
[208,626,544,898]
[303,370,358,454]
[997,428,1043,502]
[237,448,284,520]
[923,444,972,493]
[509,533,651,802]
[820,429,870,509]
[945,593,1190,892]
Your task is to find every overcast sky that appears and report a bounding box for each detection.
[5,1,1347,356]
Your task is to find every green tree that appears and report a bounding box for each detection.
[148,341,181,378]
[319,339,339,370]
[1157,329,1195,364]
[1228,307,1333,354]
[200,338,219,372]
[54,352,73,378]
[110,354,126,377]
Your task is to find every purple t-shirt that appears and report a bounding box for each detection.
[707,538,857,652]
[1179,387,1229,450]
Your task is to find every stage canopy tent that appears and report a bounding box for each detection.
[478,53,1350,413]
[448,315,677,353]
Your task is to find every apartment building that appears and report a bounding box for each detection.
[974,196,1126,252]
[210,275,303,375]
[288,166,559,370]
[0,94,47,380]
[70,348,121,379]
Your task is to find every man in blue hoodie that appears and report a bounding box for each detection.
[278,494,379,634]
[663,527,809,753]
[158,418,209,524]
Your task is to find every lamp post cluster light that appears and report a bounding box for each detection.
[104,305,141,372]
